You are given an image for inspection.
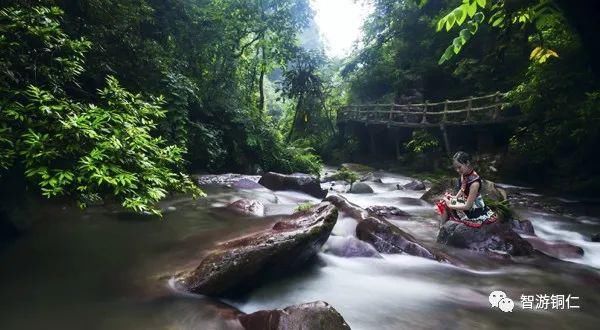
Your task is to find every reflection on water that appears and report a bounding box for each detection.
[0,172,599,329]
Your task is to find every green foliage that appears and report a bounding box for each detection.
[435,0,560,64]
[0,5,202,215]
[404,129,440,153]
[280,49,332,142]
[437,0,487,64]
[4,77,203,215]
[506,11,600,193]
[342,0,523,105]
[276,140,323,177]
[483,196,512,221]
[295,201,314,212]
[0,6,91,88]
[331,167,359,185]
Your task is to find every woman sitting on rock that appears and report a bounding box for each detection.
[436,151,497,228]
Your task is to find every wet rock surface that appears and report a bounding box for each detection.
[523,236,585,259]
[225,199,265,217]
[238,301,351,330]
[348,182,374,194]
[510,218,535,236]
[365,205,411,219]
[402,180,426,191]
[324,195,370,221]
[175,203,338,296]
[324,235,382,258]
[232,178,265,190]
[437,221,534,256]
[357,216,446,261]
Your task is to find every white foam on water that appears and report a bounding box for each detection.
[527,215,600,269]
[234,253,474,330]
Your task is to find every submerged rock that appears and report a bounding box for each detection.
[324,236,382,258]
[175,202,337,296]
[523,236,584,259]
[232,178,264,190]
[356,216,446,261]
[258,172,327,199]
[225,199,265,217]
[592,233,600,242]
[402,180,426,191]
[365,205,410,219]
[348,182,374,194]
[437,221,534,256]
[238,301,351,330]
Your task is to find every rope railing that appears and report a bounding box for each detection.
[339,91,512,127]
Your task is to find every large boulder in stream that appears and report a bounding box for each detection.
[175,202,338,296]
[348,182,374,194]
[239,301,351,330]
[356,216,446,261]
[437,221,534,256]
[225,199,265,217]
[199,299,350,330]
[258,172,327,199]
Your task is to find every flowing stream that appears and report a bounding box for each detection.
[1,168,599,329]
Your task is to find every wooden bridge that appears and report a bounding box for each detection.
[337,92,520,155]
[338,92,517,127]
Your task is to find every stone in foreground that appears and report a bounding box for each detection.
[175,203,337,296]
[239,301,351,330]
[258,172,327,198]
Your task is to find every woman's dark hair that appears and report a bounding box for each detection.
[452,151,472,165]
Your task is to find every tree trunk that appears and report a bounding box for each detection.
[258,47,266,112]
[287,94,304,142]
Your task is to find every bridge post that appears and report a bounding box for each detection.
[492,91,501,120]
[439,123,451,156]
[465,97,473,122]
[442,100,448,123]
[421,101,428,124]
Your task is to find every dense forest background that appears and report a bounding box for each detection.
[0,0,599,219]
